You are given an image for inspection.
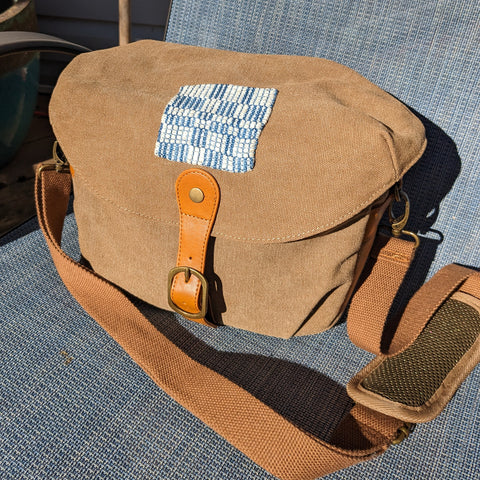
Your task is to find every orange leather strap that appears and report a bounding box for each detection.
[168,168,220,326]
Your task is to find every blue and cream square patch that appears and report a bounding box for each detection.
[155,84,278,173]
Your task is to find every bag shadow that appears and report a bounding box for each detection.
[396,109,461,293]
[135,298,355,444]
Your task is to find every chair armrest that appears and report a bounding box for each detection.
[0,31,90,57]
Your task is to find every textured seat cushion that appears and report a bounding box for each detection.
[1,216,479,479]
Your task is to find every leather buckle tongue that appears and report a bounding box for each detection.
[168,168,220,326]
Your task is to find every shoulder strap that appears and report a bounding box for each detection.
[35,166,479,479]
[347,234,416,354]
[35,167,406,479]
[347,234,473,355]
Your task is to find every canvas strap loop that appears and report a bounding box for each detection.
[347,234,474,357]
[347,234,417,354]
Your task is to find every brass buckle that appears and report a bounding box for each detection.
[392,422,415,445]
[167,266,209,320]
[389,183,420,249]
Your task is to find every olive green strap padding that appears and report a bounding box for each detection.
[348,290,480,423]
[363,298,480,406]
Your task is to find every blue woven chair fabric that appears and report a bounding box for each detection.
[166,4,480,474]
[1,0,480,478]
[1,217,479,479]
[166,0,480,295]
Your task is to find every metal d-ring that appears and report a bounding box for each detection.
[388,184,420,249]
[392,422,415,445]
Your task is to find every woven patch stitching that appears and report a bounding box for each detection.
[155,84,278,173]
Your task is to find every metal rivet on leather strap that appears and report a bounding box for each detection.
[189,187,205,203]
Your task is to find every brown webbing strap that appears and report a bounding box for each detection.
[385,263,474,355]
[460,273,480,298]
[347,234,416,354]
[348,233,474,356]
[35,167,404,479]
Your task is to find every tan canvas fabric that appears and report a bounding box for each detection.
[73,176,372,337]
[48,41,427,337]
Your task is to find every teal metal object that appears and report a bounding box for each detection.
[0,0,38,167]
[0,52,39,166]
[0,30,91,167]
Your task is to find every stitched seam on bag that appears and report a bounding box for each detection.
[171,213,205,311]
[172,170,218,308]
[177,170,219,222]
[74,169,393,241]
[172,171,218,310]
[75,169,178,226]
[380,131,399,179]
[72,148,423,243]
